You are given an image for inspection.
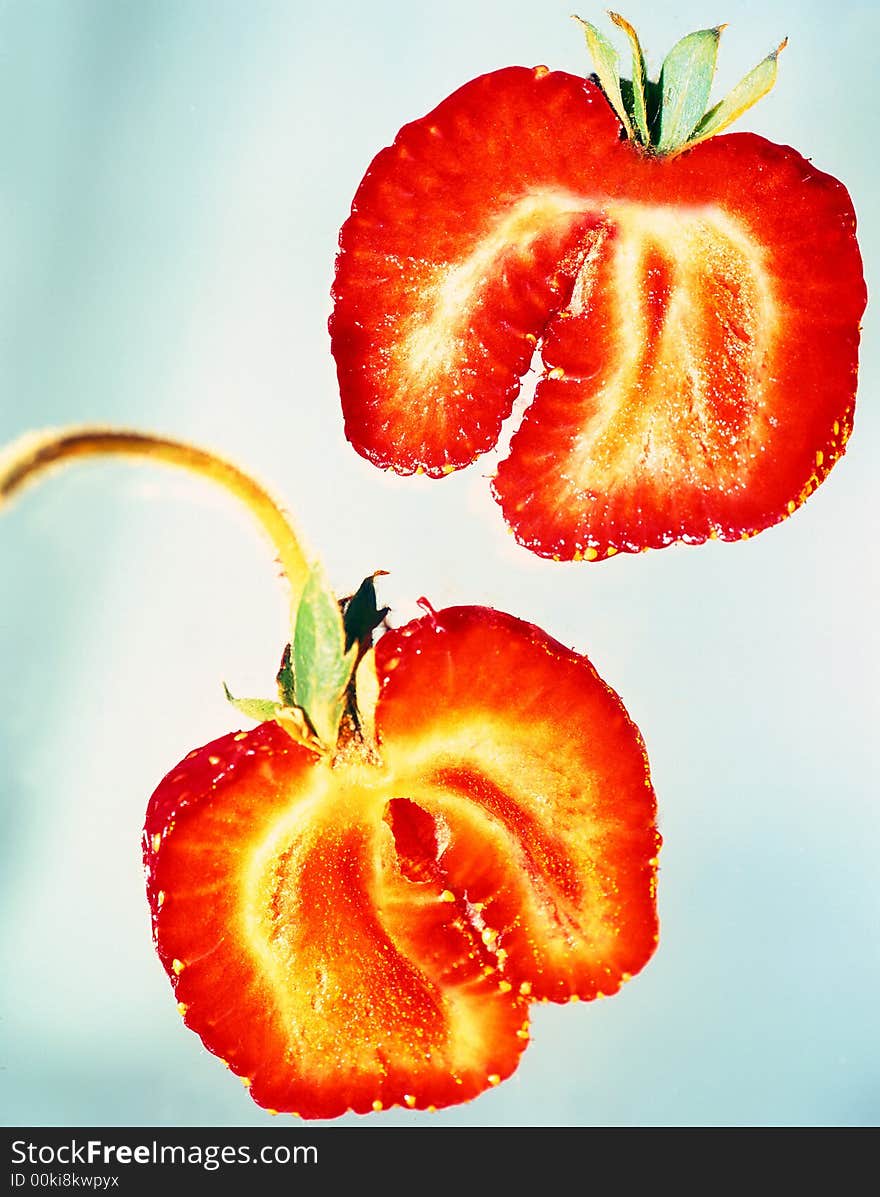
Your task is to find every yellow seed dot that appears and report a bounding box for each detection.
[569,994,580,1003]
[496,948,508,966]
[439,889,455,903]
[415,466,424,476]
[404,1094,416,1108]
[267,1109,279,1117]
[572,550,583,562]
[585,547,599,561]
[372,1100,383,1112]
[833,421,840,436]
[151,832,161,852]
[787,500,796,514]
[498,980,512,994]
[519,981,532,996]
[481,927,498,947]
[234,732,247,742]
[171,958,185,975]
[816,450,824,467]
[548,366,565,380]
[157,890,165,908]
[442,464,455,475]
[208,755,220,766]
[488,1074,501,1086]
[516,1028,530,1040]
[427,1105,436,1113]
[606,546,618,557]
[177,1002,188,1016]
[534,65,549,78]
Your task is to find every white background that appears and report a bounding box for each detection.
[0,0,877,1126]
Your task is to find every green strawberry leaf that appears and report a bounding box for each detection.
[293,562,358,748]
[342,572,389,654]
[222,684,278,724]
[575,15,785,159]
[685,39,787,149]
[228,565,375,752]
[276,642,296,707]
[224,683,325,753]
[574,15,634,139]
[644,77,663,138]
[609,11,649,145]
[354,647,380,749]
[655,26,723,152]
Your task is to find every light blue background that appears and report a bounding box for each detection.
[1,0,877,1127]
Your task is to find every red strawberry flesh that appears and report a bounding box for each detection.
[144,606,659,1118]
[330,66,866,558]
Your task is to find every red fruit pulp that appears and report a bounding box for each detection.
[144,605,660,1118]
[331,67,866,559]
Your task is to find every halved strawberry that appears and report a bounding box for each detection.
[144,605,659,1119]
[330,21,866,559]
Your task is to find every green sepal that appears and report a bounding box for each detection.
[656,26,722,152]
[609,12,649,144]
[342,572,390,655]
[644,77,664,138]
[292,562,358,748]
[226,564,381,754]
[222,683,277,724]
[276,642,296,707]
[685,40,787,149]
[575,14,784,158]
[574,15,634,139]
[223,683,324,753]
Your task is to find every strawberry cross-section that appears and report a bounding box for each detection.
[145,606,660,1118]
[330,64,865,560]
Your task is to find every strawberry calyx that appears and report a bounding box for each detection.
[575,11,787,158]
[226,568,389,759]
[0,426,384,761]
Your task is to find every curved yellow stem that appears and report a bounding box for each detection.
[0,426,312,607]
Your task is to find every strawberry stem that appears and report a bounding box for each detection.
[0,426,312,604]
[0,426,376,756]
